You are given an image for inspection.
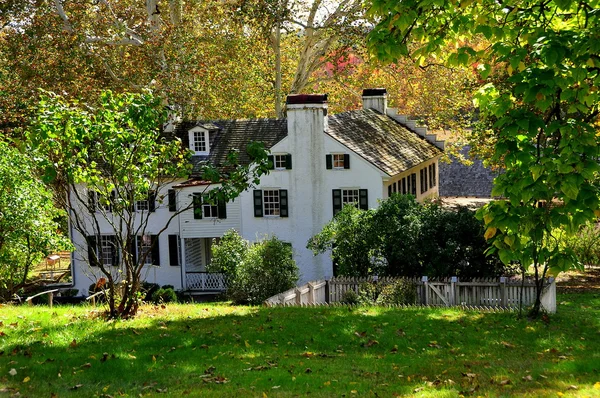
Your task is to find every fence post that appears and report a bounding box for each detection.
[450,276,457,306]
[48,291,54,309]
[422,276,429,305]
[500,277,507,307]
[295,288,302,305]
[308,282,315,304]
[541,277,556,314]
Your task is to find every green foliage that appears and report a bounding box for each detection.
[27,90,268,318]
[340,289,359,305]
[151,288,178,304]
[307,205,380,276]
[0,140,71,301]
[368,0,600,317]
[210,231,299,305]
[376,280,417,306]
[207,230,249,282]
[559,222,600,267]
[309,194,506,278]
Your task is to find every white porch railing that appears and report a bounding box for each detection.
[186,272,226,291]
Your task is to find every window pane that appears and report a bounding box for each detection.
[274,155,287,169]
[342,189,359,204]
[333,154,345,168]
[263,190,280,216]
[139,235,153,265]
[194,131,206,152]
[100,236,113,266]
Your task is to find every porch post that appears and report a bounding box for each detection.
[180,237,186,290]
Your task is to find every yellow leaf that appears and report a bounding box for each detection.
[594,382,600,389]
[518,62,526,71]
[507,65,514,75]
[407,376,411,382]
[324,381,331,386]
[103,385,110,392]
[245,340,251,348]
[484,227,497,240]
[587,58,595,67]
[594,210,600,218]
[483,213,493,224]
[351,390,358,394]
[152,355,156,362]
[23,376,30,383]
[557,392,564,397]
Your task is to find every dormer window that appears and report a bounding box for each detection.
[188,127,210,155]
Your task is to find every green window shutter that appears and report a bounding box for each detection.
[267,155,275,170]
[359,189,368,210]
[168,189,176,212]
[87,190,97,213]
[253,190,263,217]
[432,163,436,186]
[326,154,332,169]
[411,173,417,195]
[193,193,202,219]
[148,191,156,212]
[344,154,350,169]
[388,185,392,197]
[151,235,160,266]
[286,154,292,169]
[280,189,288,217]
[332,189,342,215]
[218,199,227,219]
[424,167,428,191]
[87,235,98,267]
[136,235,142,264]
[402,178,407,194]
[168,235,180,266]
[420,169,425,194]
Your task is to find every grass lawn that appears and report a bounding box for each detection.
[1,293,599,397]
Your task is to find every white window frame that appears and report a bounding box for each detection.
[138,235,153,266]
[263,189,280,217]
[332,154,345,169]
[136,198,149,211]
[99,235,115,267]
[341,189,360,205]
[188,127,210,155]
[274,154,287,170]
[202,202,219,218]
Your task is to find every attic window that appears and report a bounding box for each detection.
[189,128,210,155]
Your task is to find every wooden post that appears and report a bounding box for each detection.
[540,277,556,314]
[422,276,429,305]
[450,276,457,306]
[325,279,330,303]
[295,288,302,305]
[500,277,507,307]
[48,291,54,309]
[308,282,315,304]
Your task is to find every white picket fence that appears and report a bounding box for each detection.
[265,276,556,313]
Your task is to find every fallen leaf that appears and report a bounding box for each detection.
[101,352,109,362]
[305,368,312,373]
[462,373,477,379]
[23,376,30,383]
[9,368,16,376]
[522,375,533,381]
[414,387,425,392]
[69,384,83,390]
[567,385,578,390]
[80,363,92,369]
[594,382,600,390]
[70,339,77,348]
[499,379,511,385]
[354,331,367,338]
[501,341,515,348]
[244,340,251,348]
[365,340,379,347]
[396,329,405,337]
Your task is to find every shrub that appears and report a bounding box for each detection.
[356,282,382,305]
[341,289,359,305]
[140,282,160,302]
[564,222,600,267]
[151,288,177,304]
[376,279,417,306]
[211,231,299,305]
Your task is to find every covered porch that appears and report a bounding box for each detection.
[183,238,226,292]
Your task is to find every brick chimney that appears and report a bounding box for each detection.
[362,88,387,115]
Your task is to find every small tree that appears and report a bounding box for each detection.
[307,205,379,276]
[209,232,299,305]
[0,140,71,301]
[28,90,269,318]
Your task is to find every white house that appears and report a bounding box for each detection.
[70,89,444,295]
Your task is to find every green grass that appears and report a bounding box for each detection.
[1,293,600,397]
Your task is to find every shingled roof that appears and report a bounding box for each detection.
[172,119,287,176]
[173,109,441,177]
[327,109,443,176]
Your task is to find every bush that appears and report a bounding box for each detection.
[308,194,508,278]
[210,231,299,305]
[151,288,177,304]
[376,280,417,306]
[564,222,600,267]
[140,282,160,302]
[341,289,359,305]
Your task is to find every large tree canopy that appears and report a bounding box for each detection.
[368,0,600,316]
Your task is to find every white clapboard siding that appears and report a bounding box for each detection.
[178,193,241,238]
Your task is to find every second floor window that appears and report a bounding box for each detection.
[263,190,280,216]
[193,131,206,152]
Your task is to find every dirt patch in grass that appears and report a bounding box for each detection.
[556,266,600,293]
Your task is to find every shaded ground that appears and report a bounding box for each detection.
[556,266,600,293]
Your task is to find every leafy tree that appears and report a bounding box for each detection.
[27,90,269,318]
[209,231,299,304]
[308,195,505,278]
[307,205,379,276]
[0,140,71,301]
[368,0,600,317]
